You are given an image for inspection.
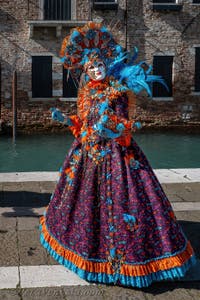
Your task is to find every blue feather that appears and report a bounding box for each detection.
[107,48,168,96]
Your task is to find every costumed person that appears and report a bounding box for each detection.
[39,22,196,288]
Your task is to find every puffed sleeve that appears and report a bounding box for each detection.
[68,115,83,138]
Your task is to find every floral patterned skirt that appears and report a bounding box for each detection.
[39,137,196,288]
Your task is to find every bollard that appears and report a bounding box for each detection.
[12,70,17,141]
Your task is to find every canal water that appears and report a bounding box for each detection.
[0,132,199,172]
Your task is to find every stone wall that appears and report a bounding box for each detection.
[0,0,200,134]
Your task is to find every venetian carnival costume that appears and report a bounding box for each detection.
[39,22,196,288]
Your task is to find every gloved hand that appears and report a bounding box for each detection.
[50,108,64,122]
[132,121,142,130]
[50,108,72,126]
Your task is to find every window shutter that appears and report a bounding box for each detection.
[32,56,52,98]
[195,48,200,92]
[153,0,175,2]
[44,0,71,20]
[153,56,173,97]
[63,68,78,98]
[94,0,116,2]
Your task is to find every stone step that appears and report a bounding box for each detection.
[0,169,200,183]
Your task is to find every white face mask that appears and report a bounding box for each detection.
[87,61,106,81]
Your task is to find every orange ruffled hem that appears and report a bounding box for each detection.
[40,215,194,277]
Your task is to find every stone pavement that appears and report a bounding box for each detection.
[0,170,200,300]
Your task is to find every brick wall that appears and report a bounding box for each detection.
[0,0,200,134]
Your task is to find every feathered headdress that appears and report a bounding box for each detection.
[60,22,123,78]
[60,22,167,96]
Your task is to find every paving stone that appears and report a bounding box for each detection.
[40,181,56,193]
[20,265,89,288]
[17,217,39,231]
[172,202,200,212]
[18,230,40,248]
[21,287,65,300]
[0,289,21,300]
[176,210,200,222]
[63,285,104,300]
[0,207,41,218]
[0,216,16,231]
[2,183,24,192]
[18,230,49,265]
[187,288,200,299]
[19,245,48,266]
[145,287,194,300]
[162,183,200,202]
[47,252,59,265]
[165,193,184,203]
[0,231,18,266]
[0,267,19,289]
[21,182,41,193]
[98,285,146,300]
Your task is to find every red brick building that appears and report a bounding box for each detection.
[0,0,200,133]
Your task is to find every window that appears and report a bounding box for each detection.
[153,56,173,98]
[152,0,182,11]
[93,0,118,10]
[153,0,176,2]
[94,0,117,2]
[195,48,200,92]
[193,0,200,3]
[32,56,52,98]
[63,68,78,98]
[44,0,71,20]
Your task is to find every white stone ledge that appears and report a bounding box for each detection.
[20,265,89,288]
[28,20,88,38]
[52,73,62,80]
[0,267,19,289]
[191,91,200,96]
[0,261,200,289]
[0,172,58,182]
[29,97,77,102]
[28,20,88,27]
[59,97,77,102]
[29,97,58,101]
[0,169,199,183]
[52,89,62,97]
[152,97,174,101]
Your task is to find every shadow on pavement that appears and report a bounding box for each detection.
[1,191,51,207]
[0,191,51,217]
[141,281,200,295]
[179,220,200,259]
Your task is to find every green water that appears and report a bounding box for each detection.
[0,132,199,172]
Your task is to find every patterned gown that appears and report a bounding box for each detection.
[40,79,196,288]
